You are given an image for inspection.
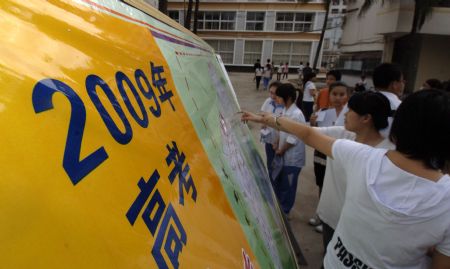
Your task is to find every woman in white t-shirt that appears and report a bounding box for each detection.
[316,91,395,257]
[242,89,450,268]
[300,72,317,122]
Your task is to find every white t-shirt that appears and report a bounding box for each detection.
[260,98,283,144]
[315,108,341,128]
[379,91,401,138]
[303,81,316,102]
[276,65,282,74]
[263,67,271,78]
[278,104,306,167]
[324,139,450,269]
[333,104,348,127]
[316,127,394,230]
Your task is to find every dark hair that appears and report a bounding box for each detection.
[373,63,403,89]
[443,80,450,93]
[329,81,348,94]
[276,83,297,104]
[425,78,443,89]
[303,72,316,85]
[326,70,342,81]
[348,92,390,130]
[390,89,450,170]
[269,80,283,89]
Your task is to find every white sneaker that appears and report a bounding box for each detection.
[315,224,323,233]
[308,216,321,226]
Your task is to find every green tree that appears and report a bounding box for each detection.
[358,0,443,34]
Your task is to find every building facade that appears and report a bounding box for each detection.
[338,0,450,91]
[167,0,327,70]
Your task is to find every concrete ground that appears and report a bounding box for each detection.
[228,72,323,268]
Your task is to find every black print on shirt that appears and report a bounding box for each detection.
[334,237,373,269]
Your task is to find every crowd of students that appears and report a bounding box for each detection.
[250,62,450,268]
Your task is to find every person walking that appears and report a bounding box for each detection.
[263,63,272,90]
[254,65,263,90]
[282,62,289,80]
[276,63,283,81]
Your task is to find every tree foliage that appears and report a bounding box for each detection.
[357,0,444,34]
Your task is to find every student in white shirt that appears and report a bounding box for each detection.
[372,63,404,137]
[273,83,306,215]
[242,89,450,268]
[260,81,284,180]
[282,62,289,80]
[300,72,317,122]
[298,61,304,81]
[316,91,395,257]
[309,81,349,232]
[254,66,263,90]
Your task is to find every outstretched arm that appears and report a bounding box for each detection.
[242,111,336,157]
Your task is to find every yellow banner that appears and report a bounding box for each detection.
[0,0,259,268]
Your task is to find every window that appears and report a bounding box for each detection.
[326,19,333,29]
[275,12,314,32]
[332,0,340,5]
[323,38,330,50]
[243,41,262,64]
[434,2,450,7]
[206,40,235,64]
[168,11,179,23]
[331,9,339,14]
[246,12,265,31]
[197,11,236,30]
[341,9,347,14]
[272,41,311,66]
[321,54,336,68]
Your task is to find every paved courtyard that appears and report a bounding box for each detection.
[228,72,323,268]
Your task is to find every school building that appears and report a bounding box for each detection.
[167,0,328,71]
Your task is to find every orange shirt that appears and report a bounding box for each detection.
[316,88,329,109]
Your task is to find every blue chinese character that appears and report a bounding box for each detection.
[126,170,166,235]
[152,204,187,269]
[165,141,197,205]
[151,62,175,111]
